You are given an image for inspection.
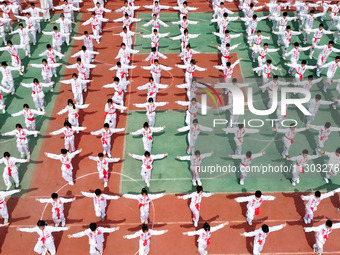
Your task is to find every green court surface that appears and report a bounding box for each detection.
[135,12,340,79]
[0,13,82,193]
[121,107,340,194]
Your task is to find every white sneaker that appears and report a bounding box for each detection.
[145,219,148,224]
[54,74,57,78]
[21,152,24,158]
[68,181,74,186]
[28,53,31,57]
[240,179,244,185]
[323,177,329,183]
[104,182,108,187]
[6,185,11,191]
[55,222,60,227]
[247,220,252,226]
[4,218,8,224]
[192,180,197,186]
[15,182,19,188]
[84,87,87,92]
[292,180,296,186]
[296,178,300,184]
[197,180,202,186]
[194,221,198,227]
[61,221,66,227]
[332,104,337,110]
[108,154,111,158]
[146,182,150,187]
[303,217,308,224]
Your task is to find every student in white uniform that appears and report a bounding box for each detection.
[38,44,65,78]
[44,148,82,185]
[235,190,275,225]
[28,59,62,89]
[0,61,21,94]
[128,151,168,187]
[183,222,229,255]
[177,150,213,186]
[130,122,165,153]
[272,123,307,158]
[304,220,340,255]
[68,222,119,255]
[124,224,167,255]
[60,73,91,105]
[57,99,89,127]
[287,149,321,186]
[81,189,120,221]
[36,193,75,227]
[301,189,338,224]
[50,120,86,152]
[241,223,286,255]
[306,94,334,125]
[0,152,28,190]
[0,189,20,223]
[123,188,164,223]
[90,123,125,158]
[321,148,340,184]
[1,123,39,159]
[17,220,68,255]
[308,122,340,154]
[104,98,127,128]
[178,185,212,227]
[89,153,120,187]
[11,104,45,131]
[134,97,168,127]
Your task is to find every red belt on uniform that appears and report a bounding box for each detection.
[55,207,61,217]
[11,54,20,64]
[320,136,327,141]
[285,136,294,144]
[266,73,271,78]
[27,117,34,121]
[313,37,320,43]
[64,163,71,169]
[103,168,108,179]
[240,163,249,167]
[117,91,123,96]
[147,136,153,141]
[49,57,56,64]
[296,163,304,173]
[139,203,146,210]
[145,165,151,170]
[222,55,230,59]
[255,207,259,215]
[259,55,265,59]
[152,41,158,48]
[7,167,12,176]
[101,137,108,145]
[254,42,262,45]
[143,239,148,246]
[297,72,303,81]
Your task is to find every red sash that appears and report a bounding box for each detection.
[255,207,259,216]
[143,239,148,246]
[121,72,126,78]
[8,167,12,176]
[27,117,34,121]
[101,137,108,145]
[320,136,327,141]
[206,238,211,245]
[285,136,293,144]
[297,163,304,173]
[118,91,123,96]
[195,203,200,211]
[65,164,71,169]
[147,136,152,141]
[74,113,79,119]
[55,207,61,217]
[41,237,46,244]
[139,203,146,210]
[103,168,108,179]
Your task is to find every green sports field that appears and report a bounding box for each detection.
[0,13,82,193]
[120,12,340,194]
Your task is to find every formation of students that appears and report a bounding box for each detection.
[0,0,340,254]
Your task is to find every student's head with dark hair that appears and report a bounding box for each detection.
[107,98,113,104]
[7,40,12,46]
[336,56,340,62]
[324,122,331,129]
[223,12,228,18]
[148,97,154,103]
[123,26,127,32]
[42,59,48,64]
[226,62,231,67]
[193,119,198,125]
[232,78,237,83]
[314,191,321,198]
[319,23,324,28]
[286,25,291,30]
[190,59,196,65]
[61,148,68,155]
[23,104,29,109]
[64,120,72,128]
[336,147,340,155]
[196,185,203,194]
[326,220,333,228]
[142,224,148,232]
[46,44,51,49]
[283,12,287,17]
[250,3,254,7]
[225,29,230,34]
[255,190,262,198]
[51,193,58,200]
[95,189,102,196]
[308,75,313,81]
[84,31,89,35]
[154,59,159,64]
[301,60,307,65]
[149,77,154,82]
[315,94,322,101]
[262,224,269,233]
[226,43,230,48]
[194,150,201,156]
[37,220,46,228]
[121,43,126,47]
[294,42,299,47]
[141,188,148,196]
[246,151,252,158]
[68,99,76,109]
[253,14,257,20]
[273,75,278,80]
[2,61,7,67]
[183,29,188,35]
[90,223,97,231]
[144,151,151,157]
[98,152,104,158]
[82,45,87,51]
[4,152,10,158]
[203,222,210,232]
[104,123,110,129]
[191,98,197,103]
[53,26,58,31]
[77,57,82,63]
[302,149,308,155]
[266,59,272,64]
[114,77,120,83]
[238,123,244,129]
[143,122,149,129]
[16,123,23,129]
